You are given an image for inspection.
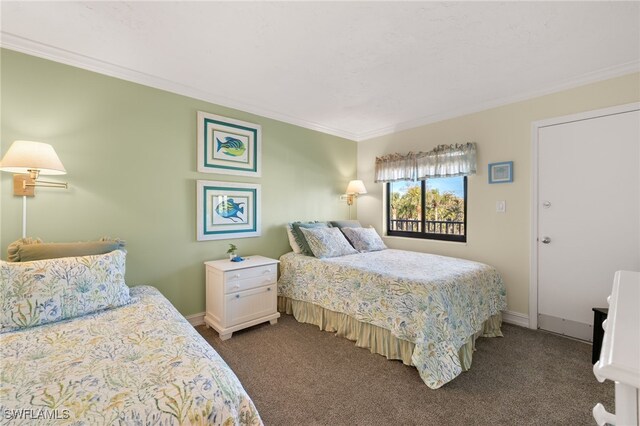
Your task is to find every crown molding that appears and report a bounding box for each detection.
[356,60,640,142]
[0,33,359,142]
[2,32,637,143]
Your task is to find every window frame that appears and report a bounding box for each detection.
[386,177,467,243]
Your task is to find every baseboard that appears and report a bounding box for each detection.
[502,310,530,328]
[185,312,205,327]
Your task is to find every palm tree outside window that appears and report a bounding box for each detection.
[386,176,467,242]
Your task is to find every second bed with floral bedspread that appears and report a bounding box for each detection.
[0,285,261,425]
[278,249,507,389]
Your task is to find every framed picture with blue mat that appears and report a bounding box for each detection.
[197,180,261,241]
[488,161,513,184]
[197,111,261,177]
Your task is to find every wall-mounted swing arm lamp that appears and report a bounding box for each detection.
[341,179,367,205]
[0,140,68,197]
[340,180,367,219]
[0,140,68,238]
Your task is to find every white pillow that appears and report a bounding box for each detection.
[285,224,302,254]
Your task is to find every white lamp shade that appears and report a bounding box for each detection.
[346,180,367,195]
[0,140,66,175]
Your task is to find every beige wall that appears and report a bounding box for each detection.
[356,72,640,316]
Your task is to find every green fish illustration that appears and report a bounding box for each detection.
[216,136,246,157]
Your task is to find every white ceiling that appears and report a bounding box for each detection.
[1,1,639,141]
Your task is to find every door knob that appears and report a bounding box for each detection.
[541,236,551,244]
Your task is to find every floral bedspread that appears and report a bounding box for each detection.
[278,249,507,389]
[0,286,262,425]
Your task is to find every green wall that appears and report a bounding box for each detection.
[0,49,357,316]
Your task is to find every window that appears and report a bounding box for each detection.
[386,176,467,242]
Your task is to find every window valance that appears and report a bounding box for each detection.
[374,143,477,183]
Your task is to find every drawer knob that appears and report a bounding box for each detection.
[235,294,240,299]
[267,287,271,291]
[266,269,272,273]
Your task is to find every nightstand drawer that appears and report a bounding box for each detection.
[225,284,277,327]
[224,264,277,283]
[224,274,276,294]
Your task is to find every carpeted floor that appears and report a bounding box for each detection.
[197,315,613,425]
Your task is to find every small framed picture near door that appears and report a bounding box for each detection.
[488,161,513,184]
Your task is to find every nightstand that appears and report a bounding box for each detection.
[203,255,280,340]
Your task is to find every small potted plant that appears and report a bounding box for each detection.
[227,243,238,260]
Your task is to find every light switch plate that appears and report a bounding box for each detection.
[496,200,506,213]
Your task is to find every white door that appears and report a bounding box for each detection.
[536,106,640,341]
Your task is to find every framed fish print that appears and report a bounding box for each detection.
[197,111,261,177]
[196,180,262,241]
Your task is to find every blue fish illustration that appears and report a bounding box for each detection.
[216,136,246,157]
[215,198,245,222]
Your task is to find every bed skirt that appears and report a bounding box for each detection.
[278,296,502,372]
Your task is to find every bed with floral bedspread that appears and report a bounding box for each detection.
[278,249,507,389]
[0,285,262,425]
